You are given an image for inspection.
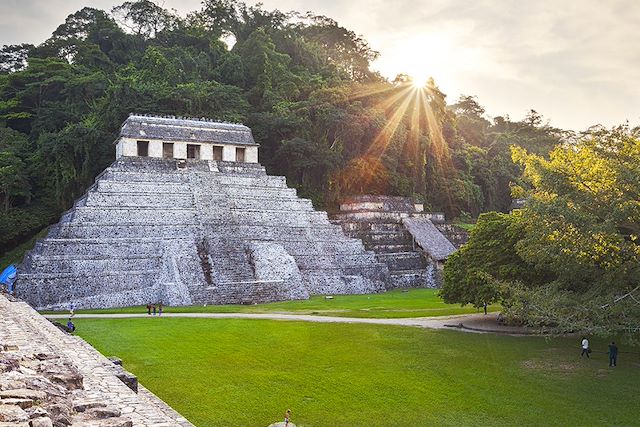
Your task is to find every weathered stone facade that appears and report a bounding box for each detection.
[331,195,457,288]
[115,114,259,163]
[16,116,389,309]
[0,292,193,426]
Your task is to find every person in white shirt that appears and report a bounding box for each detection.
[581,337,590,358]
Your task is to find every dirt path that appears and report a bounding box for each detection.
[45,312,531,334]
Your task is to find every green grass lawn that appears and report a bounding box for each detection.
[76,318,640,427]
[45,289,498,318]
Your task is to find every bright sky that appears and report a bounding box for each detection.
[1,0,639,131]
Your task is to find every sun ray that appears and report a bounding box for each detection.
[366,89,415,158]
[407,89,423,191]
[343,82,399,103]
[372,84,414,113]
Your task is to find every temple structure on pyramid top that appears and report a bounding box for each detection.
[16,114,392,309]
[115,114,259,163]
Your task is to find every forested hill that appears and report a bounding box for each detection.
[0,0,564,257]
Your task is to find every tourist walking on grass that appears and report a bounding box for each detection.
[581,337,590,358]
[608,342,618,367]
[284,409,291,427]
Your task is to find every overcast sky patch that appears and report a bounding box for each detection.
[0,0,638,130]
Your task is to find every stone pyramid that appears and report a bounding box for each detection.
[16,116,389,309]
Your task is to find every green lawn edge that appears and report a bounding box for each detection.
[42,288,500,319]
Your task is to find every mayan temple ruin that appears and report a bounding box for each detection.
[331,195,457,288]
[16,114,391,310]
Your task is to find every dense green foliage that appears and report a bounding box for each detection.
[0,0,562,257]
[441,211,553,308]
[43,288,498,318]
[442,127,640,334]
[77,318,640,426]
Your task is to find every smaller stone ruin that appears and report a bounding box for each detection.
[331,195,461,287]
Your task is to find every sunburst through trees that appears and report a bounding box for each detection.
[331,75,455,213]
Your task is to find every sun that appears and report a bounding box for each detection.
[410,75,429,88]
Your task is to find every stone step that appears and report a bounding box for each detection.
[18,268,158,281]
[332,211,411,222]
[257,239,366,255]
[214,175,288,187]
[230,224,346,240]
[221,185,297,197]
[216,161,267,173]
[102,170,190,183]
[376,252,427,271]
[290,253,378,269]
[389,269,430,288]
[96,180,192,194]
[367,243,415,253]
[193,280,291,305]
[333,220,405,233]
[302,270,386,295]
[227,197,314,211]
[229,209,329,226]
[72,207,197,224]
[34,239,164,257]
[23,256,162,274]
[17,269,163,309]
[354,231,413,246]
[85,192,195,208]
[51,224,201,239]
[50,223,348,240]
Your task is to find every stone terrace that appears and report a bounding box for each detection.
[0,293,193,426]
[18,157,389,310]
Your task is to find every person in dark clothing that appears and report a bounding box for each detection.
[146,304,151,315]
[483,302,488,315]
[608,341,618,367]
[66,318,75,332]
[152,304,156,315]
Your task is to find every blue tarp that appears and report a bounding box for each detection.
[0,264,17,292]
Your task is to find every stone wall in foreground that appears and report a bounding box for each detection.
[0,293,193,426]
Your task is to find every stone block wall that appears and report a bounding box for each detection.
[16,158,389,309]
[0,293,193,426]
[331,195,459,289]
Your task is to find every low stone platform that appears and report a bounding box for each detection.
[268,422,296,427]
[0,293,193,426]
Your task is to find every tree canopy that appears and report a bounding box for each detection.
[442,126,640,335]
[0,0,563,259]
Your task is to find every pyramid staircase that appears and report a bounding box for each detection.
[331,197,456,288]
[17,158,389,309]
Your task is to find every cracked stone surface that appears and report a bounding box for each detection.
[0,293,194,426]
